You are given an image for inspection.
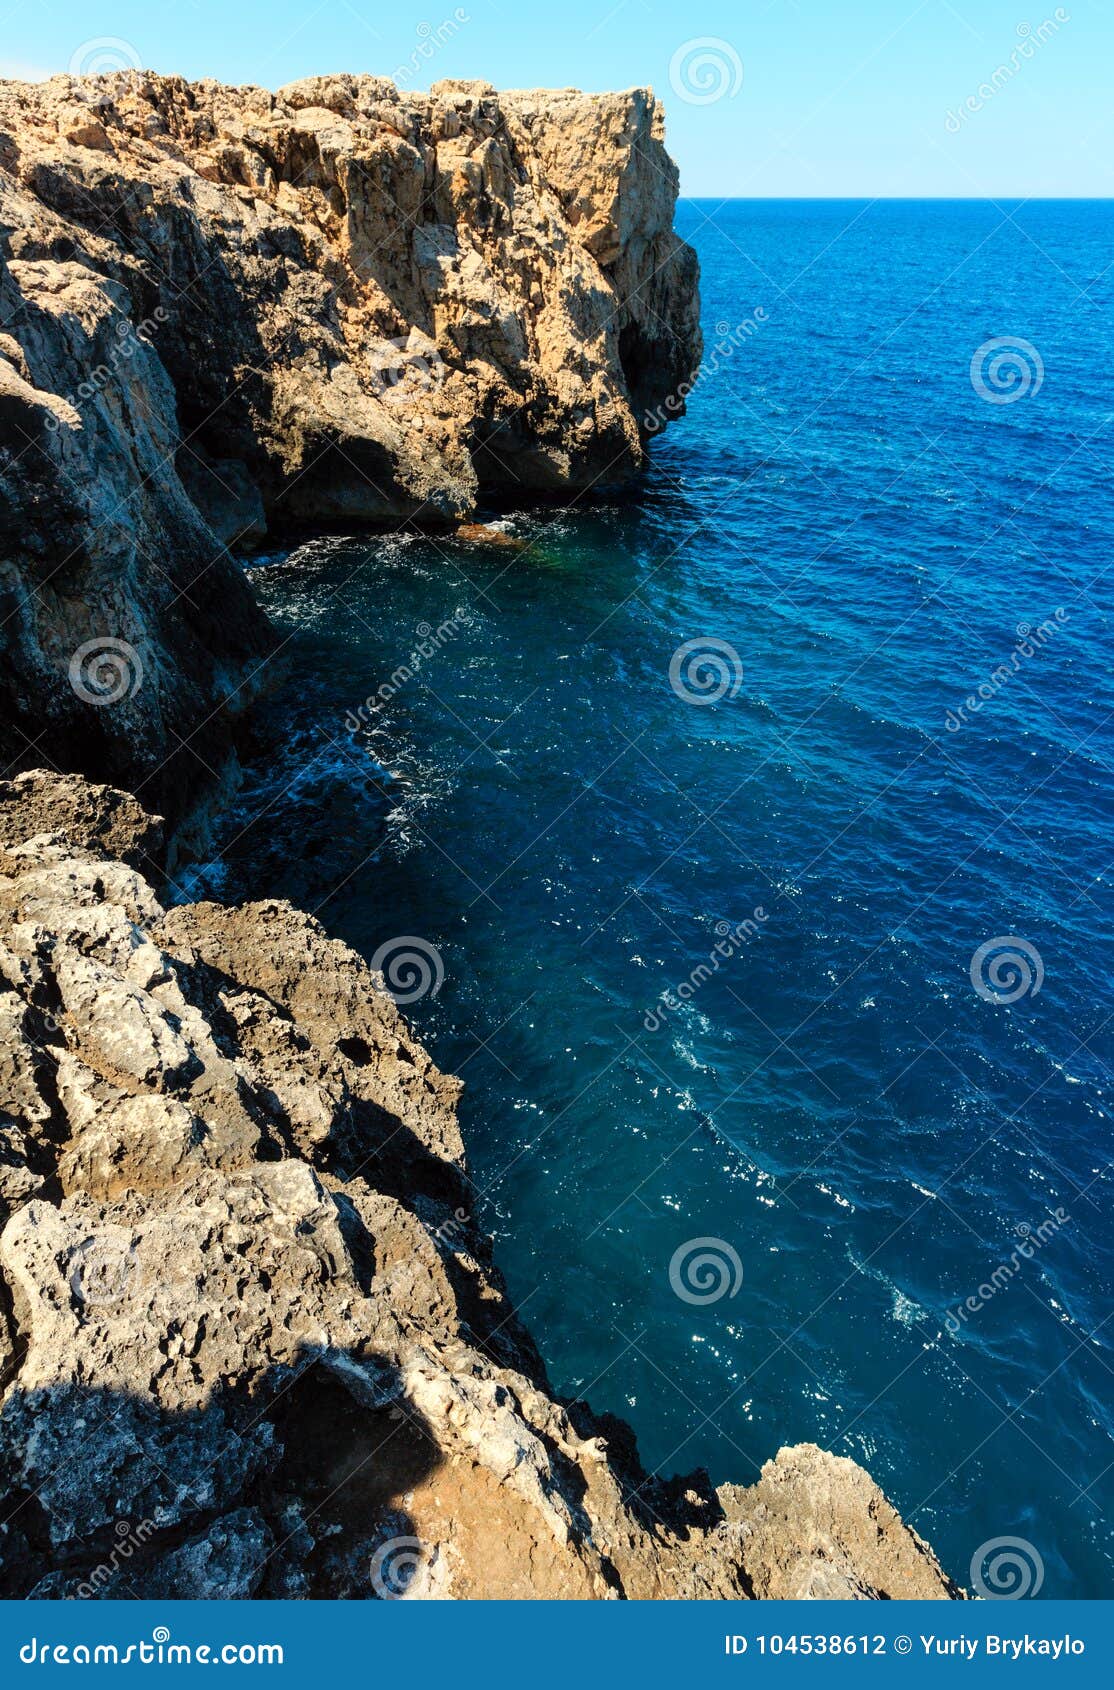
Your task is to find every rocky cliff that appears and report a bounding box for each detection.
[0,71,960,1603]
[0,771,958,1600]
[0,71,700,806]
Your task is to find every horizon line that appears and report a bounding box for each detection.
[677,194,1114,201]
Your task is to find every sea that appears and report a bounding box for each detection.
[182,200,1114,1599]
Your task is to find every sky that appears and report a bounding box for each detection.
[1,0,1110,197]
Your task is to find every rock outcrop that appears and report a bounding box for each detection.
[0,771,959,1600]
[0,71,700,802]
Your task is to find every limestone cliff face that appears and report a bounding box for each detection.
[0,72,700,804]
[0,75,959,1604]
[0,771,958,1601]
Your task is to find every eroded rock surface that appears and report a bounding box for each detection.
[0,71,700,798]
[0,772,960,1600]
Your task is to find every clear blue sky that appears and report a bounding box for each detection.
[2,0,1109,197]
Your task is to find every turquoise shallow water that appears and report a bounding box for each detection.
[192,200,1114,1597]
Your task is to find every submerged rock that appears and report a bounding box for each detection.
[454,521,528,549]
[0,772,961,1600]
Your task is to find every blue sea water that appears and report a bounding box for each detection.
[195,201,1114,1598]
